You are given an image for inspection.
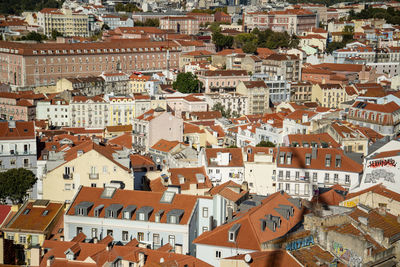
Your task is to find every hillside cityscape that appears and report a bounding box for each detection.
[0,0,400,266]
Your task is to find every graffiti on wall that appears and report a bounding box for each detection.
[286,235,314,251]
[332,242,362,266]
[367,159,396,168]
[365,169,395,183]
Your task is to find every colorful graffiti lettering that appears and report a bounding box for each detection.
[286,235,314,251]
[365,169,395,183]
[342,198,359,208]
[368,158,396,168]
[332,242,362,266]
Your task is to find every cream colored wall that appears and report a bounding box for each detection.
[311,83,322,104]
[150,99,167,110]
[129,80,147,94]
[43,150,132,202]
[342,139,368,155]
[341,193,400,215]
[244,161,276,195]
[220,259,248,267]
[56,78,74,92]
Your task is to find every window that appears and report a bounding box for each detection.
[358,145,363,151]
[91,183,97,187]
[295,171,300,180]
[103,166,108,173]
[313,173,317,182]
[202,207,208,218]
[325,173,329,182]
[91,228,97,239]
[305,155,311,165]
[305,184,310,195]
[19,235,26,244]
[169,235,175,246]
[10,159,15,165]
[170,215,177,224]
[335,157,341,167]
[107,230,113,236]
[137,232,144,241]
[280,155,285,164]
[345,175,350,184]
[216,250,222,259]
[65,184,71,190]
[334,174,339,183]
[278,170,283,178]
[42,210,49,216]
[153,233,160,244]
[76,227,83,236]
[202,227,208,233]
[295,184,299,194]
[286,171,290,180]
[325,155,331,167]
[122,231,129,241]
[138,213,145,221]
[285,183,290,192]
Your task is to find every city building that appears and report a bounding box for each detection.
[160,16,199,35]
[204,92,249,116]
[197,70,250,93]
[36,99,70,127]
[261,54,301,82]
[69,96,108,129]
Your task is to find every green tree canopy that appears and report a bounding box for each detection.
[115,3,141,12]
[0,0,63,15]
[16,31,47,42]
[51,29,63,40]
[256,140,276,147]
[134,18,160,27]
[0,168,37,204]
[212,102,232,118]
[212,32,233,51]
[172,72,202,93]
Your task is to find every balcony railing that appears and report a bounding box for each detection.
[63,173,73,179]
[89,173,99,179]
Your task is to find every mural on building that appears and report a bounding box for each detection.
[286,235,314,251]
[365,169,395,183]
[332,241,362,266]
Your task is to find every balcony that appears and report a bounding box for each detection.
[89,173,99,179]
[63,173,73,179]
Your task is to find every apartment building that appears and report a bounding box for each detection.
[236,81,269,115]
[36,99,70,127]
[37,7,90,37]
[197,70,250,93]
[0,92,39,121]
[262,54,301,82]
[42,140,132,203]
[0,121,36,173]
[64,186,219,255]
[347,101,400,137]
[132,108,183,152]
[290,81,312,102]
[106,95,135,126]
[243,9,317,34]
[275,147,363,200]
[311,83,353,108]
[69,96,108,129]
[204,92,249,116]
[0,39,181,87]
[201,148,244,186]
[160,16,199,35]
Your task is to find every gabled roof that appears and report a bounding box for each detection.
[344,184,400,203]
[107,133,132,150]
[150,139,181,152]
[129,154,155,168]
[167,167,212,191]
[287,133,341,148]
[225,250,301,266]
[351,101,400,114]
[0,121,35,140]
[205,148,244,167]
[67,187,199,225]
[193,191,304,250]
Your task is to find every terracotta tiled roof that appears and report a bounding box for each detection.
[243,81,267,89]
[150,139,181,152]
[225,250,301,266]
[193,191,304,250]
[107,133,132,150]
[244,146,274,162]
[4,201,64,232]
[311,186,346,206]
[184,122,205,134]
[277,147,363,173]
[0,205,11,227]
[129,154,155,168]
[205,148,244,167]
[291,245,345,266]
[208,180,241,195]
[67,187,200,225]
[0,121,35,140]
[168,167,212,191]
[190,110,222,120]
[351,101,400,114]
[287,133,341,148]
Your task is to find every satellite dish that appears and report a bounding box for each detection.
[244,254,252,263]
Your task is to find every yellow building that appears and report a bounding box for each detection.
[183,122,218,149]
[2,200,65,266]
[42,141,133,203]
[37,7,90,37]
[312,83,353,108]
[108,96,135,126]
[129,74,151,94]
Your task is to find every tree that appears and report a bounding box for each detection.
[51,29,63,40]
[242,40,257,54]
[237,18,243,25]
[0,168,37,204]
[16,31,47,42]
[256,140,276,147]
[212,32,233,51]
[134,18,159,27]
[172,72,202,93]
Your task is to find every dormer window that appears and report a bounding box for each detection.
[286,153,292,164]
[167,209,184,224]
[279,152,285,164]
[228,224,241,242]
[335,155,341,167]
[325,154,331,167]
[138,213,145,220]
[305,154,311,166]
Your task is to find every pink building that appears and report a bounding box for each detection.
[165,94,208,116]
[160,16,200,35]
[243,9,317,34]
[0,39,181,87]
[0,92,43,121]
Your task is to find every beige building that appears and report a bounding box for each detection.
[42,141,132,203]
[37,7,90,37]
[160,16,199,35]
[290,81,312,102]
[311,83,354,108]
[70,95,108,128]
[236,81,270,115]
[204,92,249,116]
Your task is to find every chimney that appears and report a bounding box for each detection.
[241,181,248,192]
[227,207,233,221]
[47,255,55,266]
[312,147,317,159]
